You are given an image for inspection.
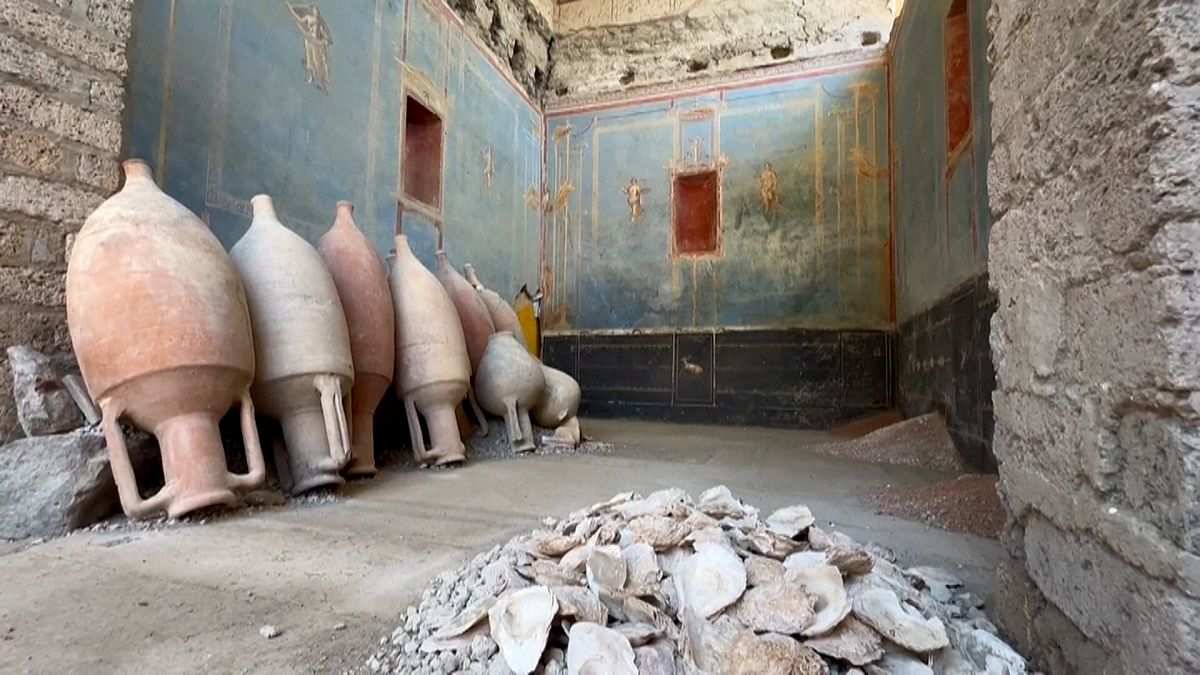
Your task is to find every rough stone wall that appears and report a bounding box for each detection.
[988,1,1200,672]
[556,0,709,32]
[549,0,894,105]
[447,0,554,100]
[0,0,131,443]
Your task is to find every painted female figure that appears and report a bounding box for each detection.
[288,4,333,93]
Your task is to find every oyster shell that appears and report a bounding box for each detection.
[852,588,949,653]
[487,586,559,675]
[673,542,747,618]
[765,505,816,539]
[566,622,638,675]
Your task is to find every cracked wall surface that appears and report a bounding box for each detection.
[0,0,133,442]
[447,0,554,99]
[988,0,1200,672]
[548,0,894,106]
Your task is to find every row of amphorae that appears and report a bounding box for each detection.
[65,159,580,519]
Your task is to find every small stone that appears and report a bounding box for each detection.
[6,345,83,437]
[259,625,281,639]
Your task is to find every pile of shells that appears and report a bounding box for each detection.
[364,486,1027,675]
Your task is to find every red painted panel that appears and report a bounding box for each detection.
[945,0,971,157]
[403,96,443,208]
[673,170,719,255]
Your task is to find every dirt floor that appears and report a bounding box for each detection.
[0,418,1001,674]
[868,474,1006,539]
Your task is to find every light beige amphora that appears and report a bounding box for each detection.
[475,331,545,453]
[464,265,527,350]
[390,235,471,466]
[66,159,265,519]
[533,365,583,446]
[232,195,354,494]
[318,202,394,478]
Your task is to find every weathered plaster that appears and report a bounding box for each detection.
[446,0,554,98]
[549,0,894,106]
[989,0,1200,671]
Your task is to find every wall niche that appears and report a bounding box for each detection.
[672,169,720,256]
[402,94,445,210]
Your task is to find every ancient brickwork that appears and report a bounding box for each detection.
[549,0,894,106]
[0,0,132,442]
[988,1,1200,672]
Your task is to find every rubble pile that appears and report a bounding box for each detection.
[365,486,1026,674]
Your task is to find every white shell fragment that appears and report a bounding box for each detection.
[629,515,691,551]
[560,544,595,574]
[552,585,608,625]
[488,586,559,675]
[673,542,748,618]
[613,622,664,647]
[803,616,884,666]
[852,588,949,653]
[372,484,1027,675]
[865,645,935,675]
[622,542,662,594]
[530,530,583,557]
[722,629,829,675]
[429,596,496,642]
[744,555,786,587]
[784,550,827,571]
[586,545,627,593]
[634,639,677,675]
[789,565,852,637]
[826,544,874,577]
[728,579,816,634]
[729,527,802,560]
[765,505,816,538]
[566,622,638,675]
[697,485,759,519]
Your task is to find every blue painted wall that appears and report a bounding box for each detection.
[543,62,892,333]
[891,0,991,321]
[127,0,543,298]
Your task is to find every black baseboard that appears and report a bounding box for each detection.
[542,328,894,430]
[898,275,997,472]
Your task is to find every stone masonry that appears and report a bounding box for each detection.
[0,0,132,443]
[549,0,894,106]
[988,1,1200,672]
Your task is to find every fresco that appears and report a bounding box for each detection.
[126,0,543,300]
[543,62,892,332]
[892,0,991,321]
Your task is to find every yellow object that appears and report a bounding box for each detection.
[514,286,540,358]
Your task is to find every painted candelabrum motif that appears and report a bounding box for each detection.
[287,3,332,93]
[482,145,495,189]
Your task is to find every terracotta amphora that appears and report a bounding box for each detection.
[464,265,526,350]
[390,235,471,466]
[66,159,265,519]
[436,252,495,371]
[475,331,545,453]
[232,195,354,494]
[318,202,394,478]
[532,365,581,429]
